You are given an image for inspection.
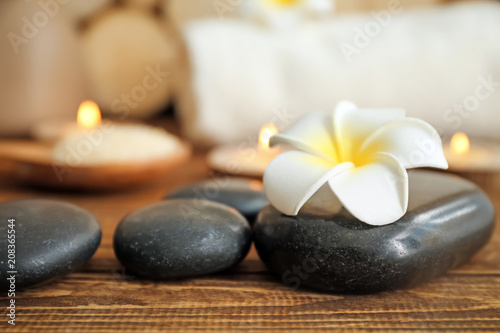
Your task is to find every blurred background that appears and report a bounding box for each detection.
[0,0,499,147]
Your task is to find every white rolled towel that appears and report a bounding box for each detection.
[179,1,500,146]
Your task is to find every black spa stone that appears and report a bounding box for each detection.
[254,171,495,293]
[165,178,268,223]
[113,199,252,279]
[0,199,102,290]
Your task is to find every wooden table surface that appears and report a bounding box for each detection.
[1,153,499,332]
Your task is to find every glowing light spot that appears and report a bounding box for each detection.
[77,100,101,129]
[249,180,264,191]
[262,0,302,8]
[258,123,279,150]
[450,132,470,155]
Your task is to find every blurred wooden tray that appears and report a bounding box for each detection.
[0,140,191,191]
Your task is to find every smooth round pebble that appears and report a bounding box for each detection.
[254,171,495,293]
[165,178,268,223]
[0,199,102,290]
[114,199,252,279]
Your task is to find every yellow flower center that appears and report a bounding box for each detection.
[261,0,302,8]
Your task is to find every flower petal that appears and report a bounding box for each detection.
[359,118,448,169]
[328,152,408,225]
[270,111,338,163]
[264,150,353,216]
[333,101,406,162]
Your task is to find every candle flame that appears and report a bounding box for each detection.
[77,100,101,129]
[450,132,470,155]
[258,123,278,150]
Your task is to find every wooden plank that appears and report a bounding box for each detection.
[1,154,499,332]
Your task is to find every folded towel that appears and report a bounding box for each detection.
[179,2,500,146]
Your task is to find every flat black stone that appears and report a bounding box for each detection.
[114,199,252,280]
[254,171,495,294]
[0,199,102,290]
[165,178,268,223]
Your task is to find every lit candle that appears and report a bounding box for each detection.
[207,123,285,177]
[51,101,187,167]
[258,123,278,151]
[443,132,500,172]
[31,100,101,142]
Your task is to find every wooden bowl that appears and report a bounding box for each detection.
[0,140,191,190]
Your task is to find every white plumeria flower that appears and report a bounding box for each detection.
[241,0,334,30]
[263,101,449,226]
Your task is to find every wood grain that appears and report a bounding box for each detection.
[0,153,499,332]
